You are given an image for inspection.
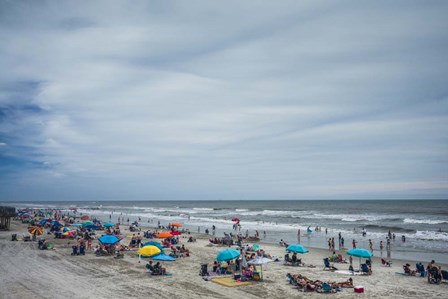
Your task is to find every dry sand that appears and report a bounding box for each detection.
[0,220,446,299]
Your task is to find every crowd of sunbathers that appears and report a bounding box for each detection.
[402,260,446,284]
[287,273,354,293]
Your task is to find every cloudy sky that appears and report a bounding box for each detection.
[0,1,447,201]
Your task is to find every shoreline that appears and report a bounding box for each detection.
[1,215,447,298]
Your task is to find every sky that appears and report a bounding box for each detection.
[0,0,447,201]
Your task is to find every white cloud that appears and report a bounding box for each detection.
[0,1,447,200]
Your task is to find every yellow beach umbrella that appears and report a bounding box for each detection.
[28,226,43,235]
[138,245,161,257]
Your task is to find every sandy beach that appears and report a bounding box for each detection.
[0,219,446,299]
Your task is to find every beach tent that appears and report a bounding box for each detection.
[217,249,240,262]
[151,254,176,261]
[287,244,309,254]
[247,256,273,280]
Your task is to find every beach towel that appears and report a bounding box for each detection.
[211,276,256,287]
[334,270,363,276]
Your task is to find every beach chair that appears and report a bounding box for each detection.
[317,282,337,293]
[416,263,426,277]
[428,267,441,284]
[323,258,336,271]
[381,258,391,267]
[199,263,208,276]
[441,270,448,283]
[361,264,371,275]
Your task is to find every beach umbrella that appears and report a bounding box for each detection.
[217,249,240,262]
[170,223,182,227]
[142,241,165,254]
[63,231,75,237]
[171,231,181,236]
[51,220,61,226]
[39,219,49,225]
[151,254,176,261]
[63,227,71,232]
[72,223,82,227]
[138,245,161,257]
[156,232,173,238]
[347,248,373,269]
[81,215,89,220]
[247,256,274,280]
[28,226,43,235]
[287,244,309,254]
[252,243,260,251]
[103,222,114,228]
[82,221,94,227]
[98,235,120,245]
[232,218,240,222]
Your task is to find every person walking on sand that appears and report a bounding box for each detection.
[352,239,357,249]
[380,241,383,251]
[297,229,300,242]
[369,239,373,251]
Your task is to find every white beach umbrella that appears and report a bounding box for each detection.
[247,256,274,280]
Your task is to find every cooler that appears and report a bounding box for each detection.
[354,286,364,293]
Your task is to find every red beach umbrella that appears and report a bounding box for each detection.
[232,218,240,222]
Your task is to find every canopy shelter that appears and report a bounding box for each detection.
[247,256,273,280]
[98,235,120,245]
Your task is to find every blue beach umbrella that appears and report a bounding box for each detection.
[217,249,240,262]
[346,248,373,259]
[151,254,176,261]
[51,220,61,226]
[98,235,120,245]
[287,244,309,254]
[72,223,82,227]
[347,248,373,269]
[39,219,49,225]
[103,222,114,228]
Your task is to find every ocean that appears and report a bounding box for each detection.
[4,199,448,263]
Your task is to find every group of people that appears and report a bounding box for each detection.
[403,260,446,284]
[287,273,354,293]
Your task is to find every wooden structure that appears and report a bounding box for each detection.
[0,206,15,230]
